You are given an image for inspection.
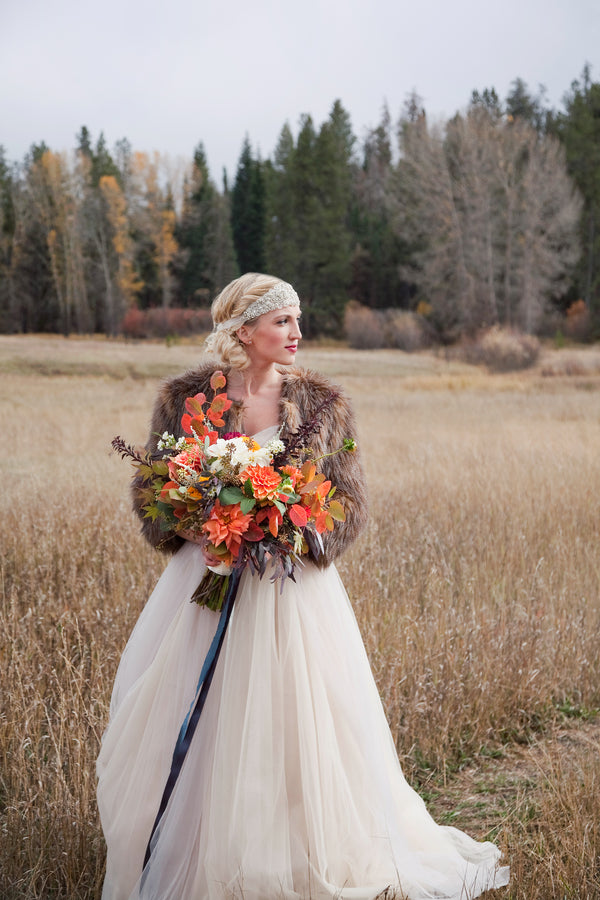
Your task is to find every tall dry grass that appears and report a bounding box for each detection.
[1,336,600,899]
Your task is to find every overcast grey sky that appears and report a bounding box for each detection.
[1,0,598,182]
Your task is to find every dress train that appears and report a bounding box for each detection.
[97,541,508,900]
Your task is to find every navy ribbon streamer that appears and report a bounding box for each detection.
[143,568,242,872]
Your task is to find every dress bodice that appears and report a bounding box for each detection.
[250,424,279,446]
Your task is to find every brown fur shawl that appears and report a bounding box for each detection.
[132,362,368,567]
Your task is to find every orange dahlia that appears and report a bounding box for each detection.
[202,500,253,558]
[239,465,282,501]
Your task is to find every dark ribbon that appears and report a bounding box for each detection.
[142,568,242,872]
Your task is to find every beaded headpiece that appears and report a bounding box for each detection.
[240,281,300,322]
[214,281,300,334]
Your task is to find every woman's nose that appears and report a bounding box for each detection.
[290,320,302,339]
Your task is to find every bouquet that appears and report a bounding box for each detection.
[112,371,355,610]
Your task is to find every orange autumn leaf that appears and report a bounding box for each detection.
[210,370,227,391]
[289,504,308,527]
[208,393,232,417]
[185,393,207,417]
[256,506,283,537]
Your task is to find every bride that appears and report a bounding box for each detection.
[97,273,509,899]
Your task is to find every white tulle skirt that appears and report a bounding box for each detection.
[97,541,508,900]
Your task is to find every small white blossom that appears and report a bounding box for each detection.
[266,438,285,456]
[157,431,178,450]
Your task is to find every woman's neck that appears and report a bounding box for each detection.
[226,364,284,435]
[227,364,282,401]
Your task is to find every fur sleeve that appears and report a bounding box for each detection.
[130,366,218,553]
[311,390,368,568]
[281,369,368,567]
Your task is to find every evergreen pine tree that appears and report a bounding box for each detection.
[174,143,237,305]
[552,65,600,326]
[309,100,355,332]
[505,78,549,132]
[266,105,356,336]
[265,122,297,280]
[231,136,266,273]
[91,132,120,186]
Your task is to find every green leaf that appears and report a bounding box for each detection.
[240,497,256,514]
[218,485,245,505]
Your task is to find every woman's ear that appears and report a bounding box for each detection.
[236,325,252,346]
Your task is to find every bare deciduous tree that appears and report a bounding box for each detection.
[392,107,582,335]
[27,151,93,333]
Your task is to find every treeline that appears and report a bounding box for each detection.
[0,67,599,341]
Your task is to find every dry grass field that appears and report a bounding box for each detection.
[1,334,600,899]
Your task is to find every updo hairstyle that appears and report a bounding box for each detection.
[204,272,283,369]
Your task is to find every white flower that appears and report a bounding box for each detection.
[207,439,230,459]
[230,442,253,468]
[249,447,272,467]
[266,438,285,456]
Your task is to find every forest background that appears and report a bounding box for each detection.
[1,66,599,346]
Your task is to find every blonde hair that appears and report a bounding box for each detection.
[204,272,284,369]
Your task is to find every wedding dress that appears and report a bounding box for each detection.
[97,427,509,900]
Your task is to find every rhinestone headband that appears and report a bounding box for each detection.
[240,281,299,322]
[211,281,300,338]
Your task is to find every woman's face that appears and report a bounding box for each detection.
[239,306,302,367]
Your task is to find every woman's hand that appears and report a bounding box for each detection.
[179,529,222,568]
[179,528,204,545]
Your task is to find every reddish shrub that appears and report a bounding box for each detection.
[564,300,591,342]
[120,307,213,339]
[345,302,430,351]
